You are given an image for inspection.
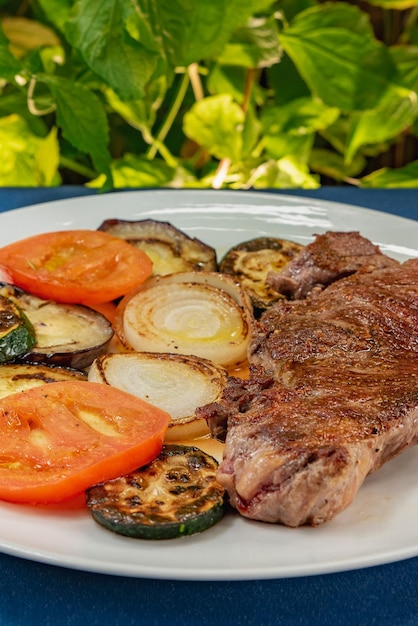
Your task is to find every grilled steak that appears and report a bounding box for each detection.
[266,231,398,299]
[201,254,418,527]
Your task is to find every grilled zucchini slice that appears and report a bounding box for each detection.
[0,294,36,363]
[86,444,226,540]
[219,237,303,313]
[97,218,217,276]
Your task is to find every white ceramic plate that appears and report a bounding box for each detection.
[0,189,418,581]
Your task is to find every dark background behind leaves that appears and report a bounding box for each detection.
[0,0,418,190]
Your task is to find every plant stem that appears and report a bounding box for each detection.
[146,72,190,161]
[27,77,56,116]
[188,63,204,101]
[212,68,256,189]
[344,176,360,186]
[400,7,418,43]
[148,138,178,168]
[241,68,255,114]
[59,155,97,180]
[212,158,231,189]
[17,0,30,16]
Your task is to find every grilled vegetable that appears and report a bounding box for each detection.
[113,271,253,369]
[0,294,36,363]
[88,352,228,441]
[0,229,153,305]
[219,237,303,313]
[0,362,86,399]
[0,381,170,504]
[97,219,217,276]
[0,283,113,369]
[86,444,225,540]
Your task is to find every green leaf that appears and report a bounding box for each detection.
[37,0,72,32]
[261,97,339,160]
[345,46,418,162]
[34,126,61,186]
[40,75,111,180]
[207,65,249,104]
[264,132,314,162]
[88,154,176,188]
[65,0,162,101]
[255,156,319,188]
[183,94,245,161]
[216,15,281,69]
[66,0,256,99]
[0,90,48,135]
[345,87,418,163]
[155,0,256,66]
[1,16,60,58]
[274,156,319,188]
[242,104,262,157]
[207,63,268,111]
[0,23,23,81]
[279,3,397,111]
[360,161,418,188]
[309,148,366,181]
[0,114,60,186]
[390,46,418,91]
[0,115,36,185]
[279,0,317,21]
[250,0,278,12]
[105,78,166,144]
[262,97,340,136]
[196,155,320,189]
[266,53,310,106]
[365,0,418,8]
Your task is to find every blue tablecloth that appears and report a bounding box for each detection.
[0,186,418,626]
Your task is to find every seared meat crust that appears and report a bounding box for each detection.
[266,231,398,299]
[206,257,418,527]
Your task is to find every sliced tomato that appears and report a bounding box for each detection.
[88,300,118,324]
[0,229,153,305]
[0,381,170,504]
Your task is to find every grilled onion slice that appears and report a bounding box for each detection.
[219,237,303,313]
[97,219,217,276]
[114,271,253,368]
[88,352,228,441]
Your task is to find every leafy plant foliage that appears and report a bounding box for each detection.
[1,0,418,189]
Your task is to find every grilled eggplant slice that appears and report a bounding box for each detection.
[219,237,303,313]
[0,362,86,398]
[86,444,225,540]
[97,219,217,276]
[0,283,113,369]
[0,294,36,363]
